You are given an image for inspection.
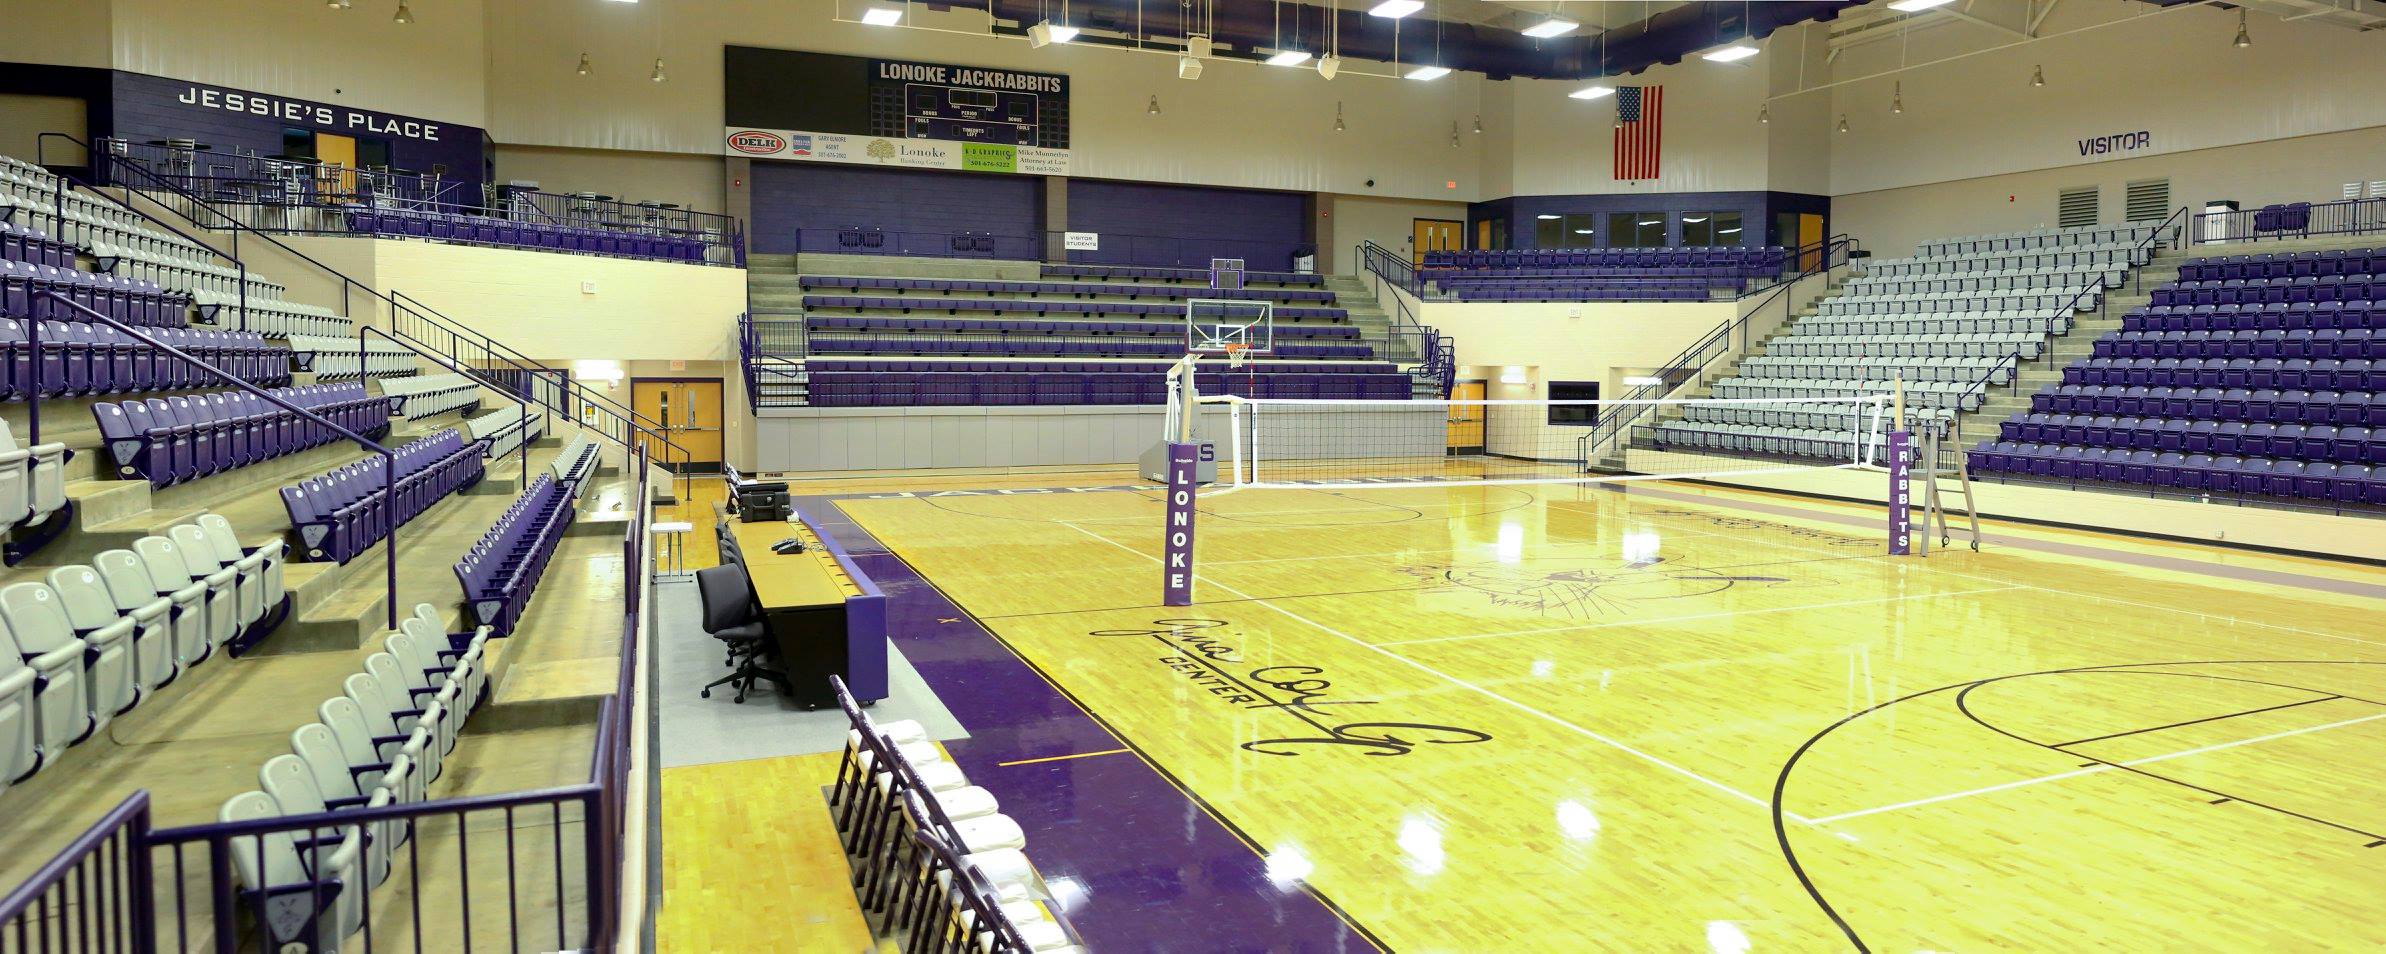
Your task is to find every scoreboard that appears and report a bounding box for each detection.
[726,46,1071,152]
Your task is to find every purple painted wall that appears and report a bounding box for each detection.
[107,71,489,188]
[1066,180,1307,271]
[750,161,1045,257]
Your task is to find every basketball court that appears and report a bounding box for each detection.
[823,466,2386,950]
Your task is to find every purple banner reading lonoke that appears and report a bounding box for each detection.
[1887,430,1912,556]
[1164,442,1200,605]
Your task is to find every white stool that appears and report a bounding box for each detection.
[652,520,693,580]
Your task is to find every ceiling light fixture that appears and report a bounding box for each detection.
[1368,0,1423,18]
[1406,65,1451,81]
[1522,15,1579,38]
[1701,44,1757,63]
[2233,9,2250,48]
[1892,81,1903,114]
[577,52,591,75]
[1757,105,1769,124]
[1148,95,1161,115]
[1536,214,1560,220]
[860,5,904,25]
[2031,64,2045,87]
[1681,216,1707,223]
[1266,49,1312,66]
[1333,101,1345,132]
[392,0,413,23]
[1450,121,1461,148]
[326,0,348,9]
[1837,114,1850,134]
[1569,85,1616,100]
[1886,0,1954,11]
[1027,20,1079,46]
[650,57,666,82]
[1472,115,1483,134]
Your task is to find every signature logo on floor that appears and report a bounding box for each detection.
[1087,618,1493,758]
[1399,557,1793,619]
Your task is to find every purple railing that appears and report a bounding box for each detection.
[0,793,155,953]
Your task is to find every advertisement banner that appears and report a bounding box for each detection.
[724,126,1071,176]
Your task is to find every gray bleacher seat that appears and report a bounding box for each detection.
[0,638,37,795]
[49,565,165,707]
[0,581,130,738]
[0,599,85,774]
[197,513,285,630]
[0,419,70,538]
[320,695,435,801]
[262,752,395,887]
[136,535,237,652]
[343,671,449,780]
[220,789,365,952]
[92,548,198,678]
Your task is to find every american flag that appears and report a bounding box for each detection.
[1613,86,1664,181]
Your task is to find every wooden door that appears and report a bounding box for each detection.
[314,133,358,201]
[631,379,726,473]
[1796,213,1825,271]
[1447,380,1486,453]
[1413,219,1464,256]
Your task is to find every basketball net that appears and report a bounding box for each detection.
[1222,342,1253,369]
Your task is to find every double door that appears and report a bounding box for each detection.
[631,379,724,472]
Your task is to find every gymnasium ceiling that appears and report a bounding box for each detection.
[955,0,1867,80]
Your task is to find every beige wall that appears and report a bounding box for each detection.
[1322,194,1472,274]
[492,145,727,218]
[0,0,111,68]
[484,0,1489,202]
[104,0,489,126]
[1423,299,1739,402]
[1836,123,2386,258]
[366,241,745,364]
[0,95,90,166]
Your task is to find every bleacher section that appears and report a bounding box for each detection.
[1418,247,1789,302]
[777,265,1416,407]
[281,428,486,564]
[467,404,546,460]
[0,420,67,543]
[455,473,576,637]
[381,373,483,421]
[286,335,418,382]
[1648,223,2161,457]
[0,514,285,798]
[95,384,396,488]
[1971,240,2386,506]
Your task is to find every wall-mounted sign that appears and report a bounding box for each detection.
[722,126,1071,176]
[2077,130,2152,158]
[173,83,444,141]
[1063,231,1100,250]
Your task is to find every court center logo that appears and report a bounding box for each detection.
[1400,557,1792,619]
[1088,618,1492,757]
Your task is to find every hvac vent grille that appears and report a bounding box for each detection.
[2124,179,2171,222]
[2058,187,2100,229]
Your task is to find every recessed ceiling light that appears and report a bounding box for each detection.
[1569,85,1616,100]
[1572,229,1593,235]
[1536,214,1561,220]
[1369,0,1424,18]
[1681,216,1707,223]
[860,6,903,25]
[1266,49,1312,67]
[1522,16,1579,38]
[1701,44,1759,63]
[1405,65,1451,81]
[1886,0,1954,10]
[1637,219,1660,227]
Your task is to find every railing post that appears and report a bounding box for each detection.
[129,799,156,954]
[26,312,41,447]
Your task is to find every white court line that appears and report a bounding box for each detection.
[1582,492,2386,653]
[1809,709,2386,825]
[1378,585,2028,648]
[1058,521,1817,824]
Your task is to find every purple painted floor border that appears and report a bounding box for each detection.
[794,495,1379,953]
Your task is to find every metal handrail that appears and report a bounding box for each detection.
[38,132,694,485]
[2190,195,2386,246]
[0,792,153,951]
[1376,234,1851,304]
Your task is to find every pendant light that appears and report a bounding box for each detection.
[1891,81,1903,114]
[2233,9,2250,48]
[2031,64,2045,87]
[651,57,666,83]
[1836,114,1849,134]
[1147,95,1161,115]
[577,52,592,76]
[392,0,413,23]
[1334,101,1345,132]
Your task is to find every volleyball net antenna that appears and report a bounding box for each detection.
[1164,376,1895,492]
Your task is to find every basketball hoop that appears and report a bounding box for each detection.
[1222,342,1253,368]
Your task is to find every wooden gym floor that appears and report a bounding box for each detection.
[784,469,2386,951]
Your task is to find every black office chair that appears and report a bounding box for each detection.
[696,564,784,703]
